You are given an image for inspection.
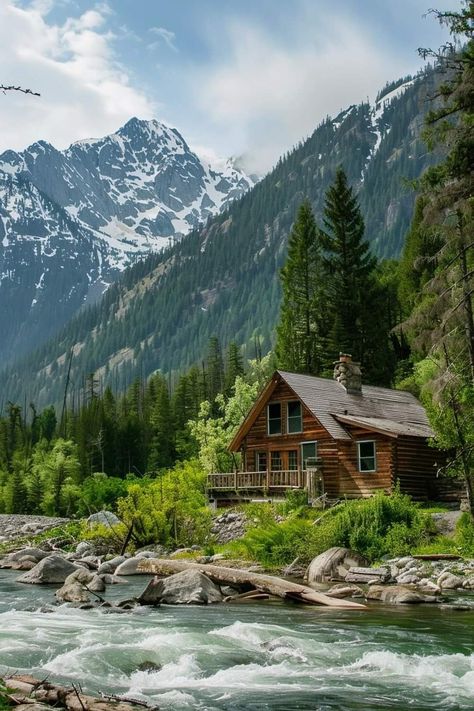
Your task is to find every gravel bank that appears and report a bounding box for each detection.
[0,514,70,543]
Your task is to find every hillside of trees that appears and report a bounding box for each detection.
[0,66,443,409]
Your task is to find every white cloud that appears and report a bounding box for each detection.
[149,25,177,52]
[0,0,155,153]
[190,10,419,174]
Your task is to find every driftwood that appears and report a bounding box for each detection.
[137,558,367,609]
[413,553,462,561]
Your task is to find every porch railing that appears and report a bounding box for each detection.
[207,470,309,491]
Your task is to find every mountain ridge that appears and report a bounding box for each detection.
[0,118,253,364]
[0,68,443,408]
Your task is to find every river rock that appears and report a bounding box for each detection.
[17,555,79,584]
[306,547,368,584]
[326,583,365,598]
[88,575,106,592]
[97,556,126,574]
[0,547,49,568]
[396,573,421,585]
[138,570,223,605]
[437,571,464,589]
[366,584,438,604]
[65,568,95,585]
[75,541,94,556]
[87,510,121,528]
[114,557,148,575]
[100,574,129,585]
[55,581,91,603]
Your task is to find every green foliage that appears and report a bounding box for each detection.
[79,521,130,553]
[76,473,131,516]
[276,200,325,373]
[117,459,211,547]
[226,491,434,567]
[189,354,274,473]
[414,513,474,557]
[398,4,474,509]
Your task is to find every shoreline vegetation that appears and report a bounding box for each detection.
[1,490,474,611]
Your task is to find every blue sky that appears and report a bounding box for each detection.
[0,0,460,173]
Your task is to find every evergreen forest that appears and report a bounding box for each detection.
[0,2,472,539]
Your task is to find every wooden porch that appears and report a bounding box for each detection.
[207,464,324,502]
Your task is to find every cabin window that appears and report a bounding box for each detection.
[267,403,282,435]
[288,450,298,470]
[271,451,282,471]
[256,452,267,472]
[357,441,377,472]
[301,441,317,467]
[287,401,302,433]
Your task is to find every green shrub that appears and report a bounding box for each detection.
[223,489,435,567]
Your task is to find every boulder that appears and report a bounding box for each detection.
[75,541,94,556]
[100,574,129,585]
[306,547,368,584]
[0,547,49,568]
[326,583,365,598]
[114,557,147,576]
[437,571,464,589]
[10,558,38,571]
[87,510,120,528]
[396,573,421,585]
[65,568,95,586]
[366,584,438,604]
[138,570,223,605]
[55,581,91,603]
[17,555,79,584]
[97,556,126,574]
[88,575,106,593]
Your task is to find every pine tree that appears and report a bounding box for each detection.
[276,200,325,374]
[319,168,392,382]
[148,375,175,471]
[206,336,224,402]
[319,168,375,355]
[402,2,474,511]
[224,341,244,395]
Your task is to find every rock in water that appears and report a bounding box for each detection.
[306,547,368,584]
[366,584,438,604]
[138,570,223,605]
[55,581,91,603]
[114,557,148,576]
[16,555,79,584]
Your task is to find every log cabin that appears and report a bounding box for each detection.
[208,354,458,505]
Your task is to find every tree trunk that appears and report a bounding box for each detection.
[137,558,367,609]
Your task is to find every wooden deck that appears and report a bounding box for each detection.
[208,470,305,491]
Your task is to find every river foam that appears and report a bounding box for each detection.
[1,570,474,710]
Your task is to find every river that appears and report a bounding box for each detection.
[1,569,474,710]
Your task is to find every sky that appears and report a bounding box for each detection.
[0,0,460,175]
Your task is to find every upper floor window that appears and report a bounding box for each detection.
[357,441,376,472]
[287,401,302,433]
[267,402,282,435]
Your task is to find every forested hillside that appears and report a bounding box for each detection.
[0,68,442,408]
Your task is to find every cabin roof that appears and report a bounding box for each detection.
[230,370,434,449]
[279,370,434,441]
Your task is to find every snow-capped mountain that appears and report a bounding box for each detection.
[0,118,253,363]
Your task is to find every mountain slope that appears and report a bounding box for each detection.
[1,69,443,408]
[0,119,252,363]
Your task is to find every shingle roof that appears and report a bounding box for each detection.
[277,370,434,441]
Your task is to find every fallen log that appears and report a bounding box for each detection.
[137,558,367,609]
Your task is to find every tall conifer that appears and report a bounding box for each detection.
[276,200,325,374]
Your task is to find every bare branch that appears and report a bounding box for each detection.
[0,84,40,97]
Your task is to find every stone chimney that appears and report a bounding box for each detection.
[333,353,362,394]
